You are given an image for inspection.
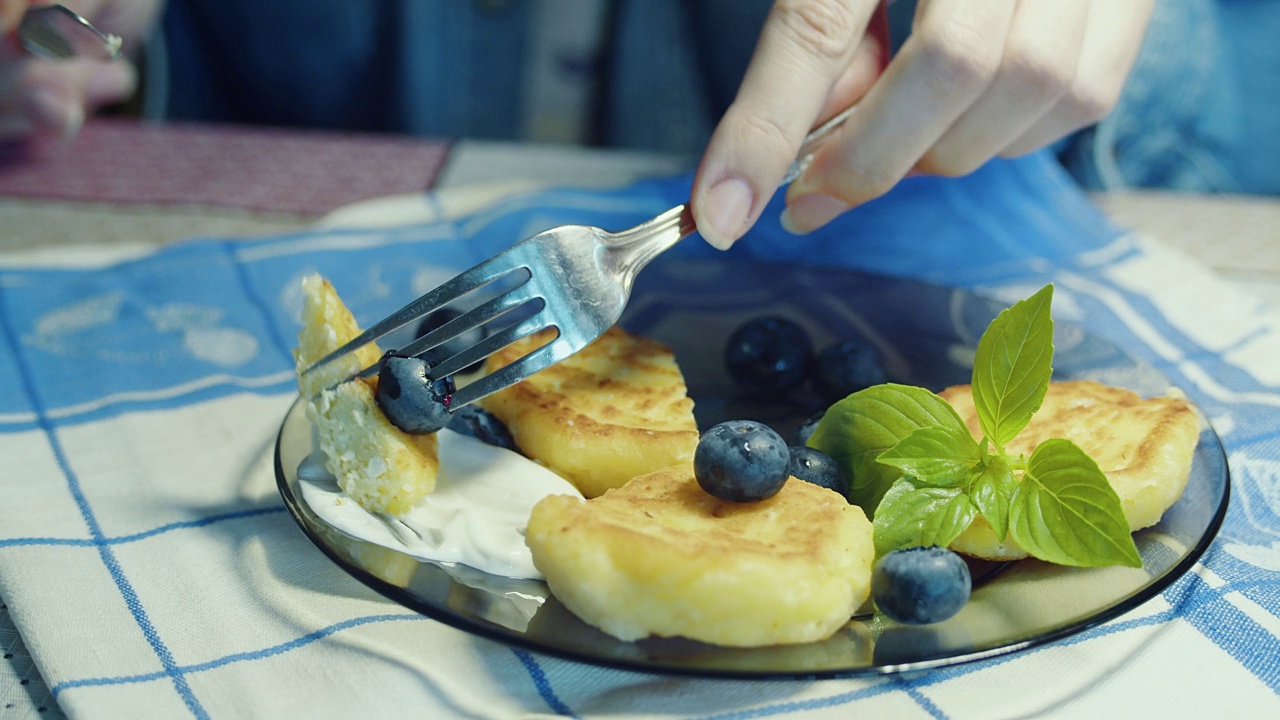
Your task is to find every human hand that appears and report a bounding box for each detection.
[0,0,161,140]
[691,0,1156,249]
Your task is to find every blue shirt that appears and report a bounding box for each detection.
[156,0,1280,194]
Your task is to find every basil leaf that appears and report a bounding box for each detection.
[1008,438,1142,567]
[877,425,982,488]
[872,479,978,556]
[972,283,1054,449]
[970,455,1017,542]
[808,383,970,515]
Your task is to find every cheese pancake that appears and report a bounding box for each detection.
[526,465,875,647]
[480,326,698,498]
[940,380,1200,560]
[294,275,439,516]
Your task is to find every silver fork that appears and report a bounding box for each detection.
[301,105,856,409]
[18,4,123,61]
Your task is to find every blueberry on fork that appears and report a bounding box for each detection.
[375,352,455,435]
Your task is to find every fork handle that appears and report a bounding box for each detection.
[607,204,696,275]
[606,105,856,279]
[782,104,857,187]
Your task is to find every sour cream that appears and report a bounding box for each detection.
[297,429,583,579]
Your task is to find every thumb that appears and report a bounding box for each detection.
[691,0,883,250]
[0,1,26,35]
[18,58,135,139]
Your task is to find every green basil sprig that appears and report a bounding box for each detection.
[808,284,1141,568]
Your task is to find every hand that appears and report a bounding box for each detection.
[0,0,162,141]
[691,0,1156,249]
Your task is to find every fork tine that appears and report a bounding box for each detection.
[450,331,577,409]
[430,309,550,381]
[311,288,543,396]
[300,253,530,377]
[391,281,540,365]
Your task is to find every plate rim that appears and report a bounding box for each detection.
[274,266,1232,680]
[274,397,1230,679]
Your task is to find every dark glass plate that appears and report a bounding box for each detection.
[275,258,1229,679]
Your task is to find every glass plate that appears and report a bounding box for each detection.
[275,258,1229,679]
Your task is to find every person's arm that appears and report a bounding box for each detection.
[0,0,162,140]
[691,0,1156,250]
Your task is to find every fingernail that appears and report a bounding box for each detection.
[701,176,754,250]
[62,103,84,141]
[86,62,138,104]
[26,89,83,141]
[780,193,852,235]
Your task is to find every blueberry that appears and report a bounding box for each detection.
[693,420,790,502]
[871,546,972,625]
[447,405,519,452]
[787,446,849,497]
[792,410,825,446]
[415,308,487,374]
[724,316,814,395]
[811,340,887,404]
[375,353,455,435]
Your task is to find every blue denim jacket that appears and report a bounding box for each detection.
[1061,0,1280,194]
[157,0,1279,194]
[157,0,771,155]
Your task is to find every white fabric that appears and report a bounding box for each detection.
[2,175,1278,719]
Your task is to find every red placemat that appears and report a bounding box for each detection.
[0,118,451,216]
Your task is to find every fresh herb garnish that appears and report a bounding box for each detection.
[808,284,1141,568]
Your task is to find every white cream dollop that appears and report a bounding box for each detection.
[298,429,583,579]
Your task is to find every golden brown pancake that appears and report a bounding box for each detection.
[293,275,439,516]
[525,465,875,647]
[480,326,698,497]
[940,380,1201,560]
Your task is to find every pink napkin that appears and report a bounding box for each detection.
[0,118,451,215]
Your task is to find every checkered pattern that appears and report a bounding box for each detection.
[0,119,450,216]
[1,152,1277,718]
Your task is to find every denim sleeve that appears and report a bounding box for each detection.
[1060,0,1280,195]
[155,0,1280,194]
[159,0,533,138]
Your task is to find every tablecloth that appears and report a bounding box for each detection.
[1,150,1278,718]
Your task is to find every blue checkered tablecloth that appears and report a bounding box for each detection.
[1,152,1277,718]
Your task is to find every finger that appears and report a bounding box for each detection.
[0,57,135,140]
[692,0,880,250]
[0,59,82,140]
[74,1,161,56]
[1000,0,1155,157]
[781,0,1017,234]
[917,0,1089,176]
[815,29,889,125]
[0,1,26,35]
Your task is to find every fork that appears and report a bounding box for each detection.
[301,105,857,410]
[18,4,123,61]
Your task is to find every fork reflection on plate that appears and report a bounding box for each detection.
[375,513,426,546]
